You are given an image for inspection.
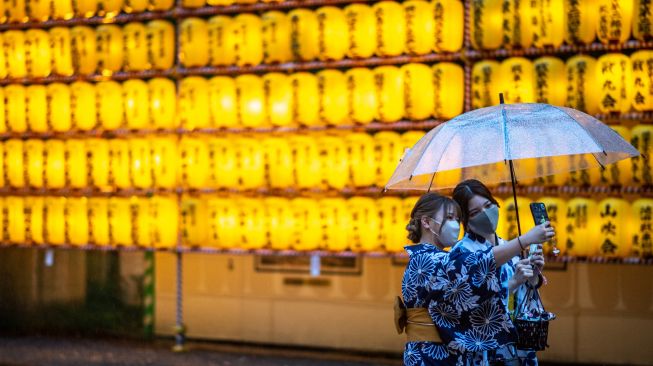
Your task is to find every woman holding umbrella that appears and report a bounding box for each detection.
[397,192,554,365]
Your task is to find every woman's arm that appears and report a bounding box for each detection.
[492,223,555,266]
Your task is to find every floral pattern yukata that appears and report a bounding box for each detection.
[401,242,517,366]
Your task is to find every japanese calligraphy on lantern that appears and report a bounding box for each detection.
[565,198,598,256]
[598,0,634,43]
[631,50,653,111]
[597,53,632,113]
[566,55,599,114]
[631,125,653,185]
[632,199,653,257]
[598,199,631,257]
[472,60,500,108]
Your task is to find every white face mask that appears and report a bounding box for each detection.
[429,218,461,247]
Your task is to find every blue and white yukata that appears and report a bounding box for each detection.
[401,243,518,366]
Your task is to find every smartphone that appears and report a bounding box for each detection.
[529,202,549,255]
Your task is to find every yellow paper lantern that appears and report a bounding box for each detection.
[375,132,404,187]
[537,197,568,256]
[4,31,27,78]
[348,197,381,251]
[564,198,599,257]
[6,197,25,244]
[87,139,109,188]
[130,138,152,188]
[432,62,464,119]
[631,199,653,257]
[0,34,6,79]
[403,1,434,55]
[25,85,48,133]
[124,0,148,13]
[151,137,178,188]
[345,68,377,124]
[148,78,176,129]
[632,51,653,111]
[374,66,405,123]
[235,137,265,189]
[151,196,178,249]
[206,137,238,188]
[597,53,632,114]
[52,0,74,19]
[533,56,567,106]
[25,29,51,77]
[28,0,50,21]
[145,20,174,70]
[123,79,150,130]
[96,0,123,17]
[501,0,533,48]
[108,197,133,246]
[593,126,632,186]
[432,0,464,52]
[290,135,321,189]
[596,198,631,257]
[263,137,294,188]
[289,9,319,61]
[315,6,349,61]
[207,0,233,5]
[346,133,376,187]
[24,197,45,244]
[5,85,27,133]
[178,137,209,189]
[207,16,236,66]
[66,197,89,246]
[531,0,565,48]
[88,198,110,245]
[70,26,97,75]
[0,89,5,133]
[634,0,653,40]
[45,197,66,245]
[470,0,502,50]
[74,0,97,17]
[44,140,65,188]
[207,76,237,128]
[179,18,209,67]
[261,11,292,64]
[471,60,501,109]
[65,139,88,188]
[46,83,72,132]
[401,130,426,149]
[123,22,149,71]
[264,197,294,250]
[344,4,376,59]
[178,77,210,130]
[631,125,653,186]
[378,197,408,252]
[96,25,124,74]
[565,55,600,115]
[402,63,434,120]
[317,69,349,125]
[319,198,351,251]
[564,0,597,44]
[233,14,263,67]
[499,57,534,103]
[205,198,237,248]
[317,134,349,189]
[181,0,204,8]
[236,74,266,127]
[70,82,97,131]
[150,0,173,10]
[6,0,27,22]
[373,1,406,56]
[527,155,566,186]
[131,197,152,247]
[290,72,320,126]
[24,139,44,188]
[108,139,131,188]
[498,196,533,241]
[237,198,267,250]
[49,27,74,76]
[289,198,322,251]
[262,73,292,127]
[598,0,634,44]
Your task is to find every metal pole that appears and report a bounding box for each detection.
[143,251,155,338]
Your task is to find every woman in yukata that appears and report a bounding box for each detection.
[398,192,554,366]
[452,180,546,366]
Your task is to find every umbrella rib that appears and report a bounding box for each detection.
[409,125,447,181]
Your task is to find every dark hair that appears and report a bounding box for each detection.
[406,192,461,243]
[452,179,499,230]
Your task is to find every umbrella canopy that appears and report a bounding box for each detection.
[385,103,640,191]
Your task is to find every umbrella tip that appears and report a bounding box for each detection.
[499,93,505,104]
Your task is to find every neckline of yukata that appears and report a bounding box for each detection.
[404,242,444,256]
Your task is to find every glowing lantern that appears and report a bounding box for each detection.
[4,31,27,78]
[531,0,564,47]
[207,0,233,5]
[598,0,634,44]
[206,198,238,248]
[131,197,152,247]
[70,81,97,131]
[290,135,322,188]
[151,196,178,249]
[564,0,597,44]
[25,85,48,133]
[45,197,67,245]
[500,0,533,48]
[631,125,653,186]
[108,139,131,188]
[264,136,295,188]
[596,198,631,257]
[373,1,406,56]
[344,4,376,59]
[208,16,236,66]
[635,0,653,40]
[536,197,569,256]
[67,197,89,245]
[6,197,25,243]
[96,0,123,17]
[375,132,404,186]
[265,197,295,250]
[345,68,377,124]
[65,139,88,188]
[290,198,323,250]
[233,14,263,66]
[178,77,210,129]
[151,137,178,188]
[97,81,124,130]
[181,0,204,8]
[471,60,501,109]
[527,155,566,186]
[289,9,319,61]
[124,0,148,13]
[374,66,405,123]
[346,133,377,187]
[70,26,97,75]
[0,35,6,79]
[597,53,633,114]
[6,0,27,22]
[206,137,238,188]
[28,0,50,21]
[123,79,150,130]
[25,29,51,77]
[316,6,349,61]
[96,25,124,74]
[108,197,133,246]
[348,197,381,251]
[317,134,349,189]
[47,83,72,132]
[87,139,110,188]
[401,130,425,148]
[52,0,74,19]
[499,57,534,103]
[632,51,653,111]
[179,18,209,67]
[49,27,74,76]
[263,73,293,127]
[290,72,320,126]
[402,63,434,120]
[432,0,463,52]
[319,198,351,251]
[208,76,237,128]
[123,22,149,71]
[261,11,292,64]
[236,137,265,189]
[24,197,45,244]
[470,0,502,50]
[591,126,632,186]
[148,78,177,129]
[24,140,44,188]
[318,70,349,125]
[403,0,434,55]
[45,140,66,188]
[236,74,266,127]
[74,0,97,17]
[150,0,173,11]
[88,198,110,245]
[533,57,567,106]
[178,137,209,189]
[565,55,600,115]
[378,197,407,251]
[631,199,653,257]
[498,196,533,241]
[432,62,464,119]
[238,199,267,250]
[564,198,599,257]
[6,85,27,133]
[129,138,153,188]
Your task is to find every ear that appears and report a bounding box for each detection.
[420,216,430,230]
